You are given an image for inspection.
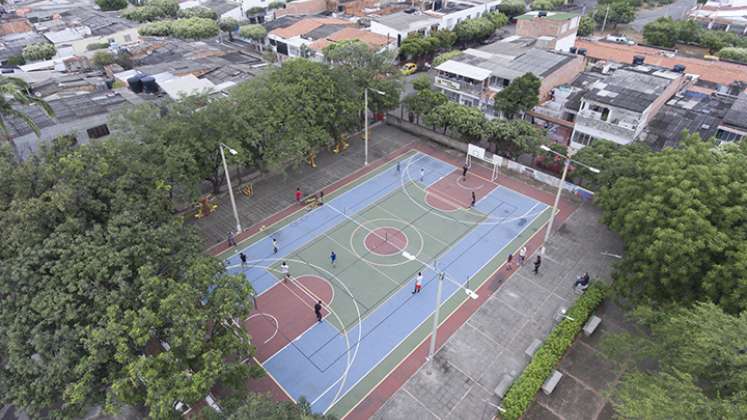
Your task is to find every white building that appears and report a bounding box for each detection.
[689,0,747,34]
[370,0,503,46]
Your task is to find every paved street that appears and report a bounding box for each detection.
[631,0,696,32]
[189,124,417,247]
[373,204,624,420]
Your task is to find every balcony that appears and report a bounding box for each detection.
[578,109,603,120]
[434,75,484,97]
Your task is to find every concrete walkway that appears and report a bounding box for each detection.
[373,204,624,420]
[189,124,416,246]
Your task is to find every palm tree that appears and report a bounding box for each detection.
[0,77,54,140]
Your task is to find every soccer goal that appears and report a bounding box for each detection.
[466,144,502,181]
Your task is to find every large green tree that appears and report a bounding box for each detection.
[484,119,543,158]
[404,88,447,124]
[594,2,636,28]
[597,134,747,313]
[0,139,257,419]
[570,140,651,190]
[493,72,541,119]
[602,302,747,418]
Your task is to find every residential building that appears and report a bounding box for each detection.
[370,0,503,46]
[307,26,393,55]
[0,31,46,64]
[641,90,737,149]
[268,17,352,57]
[0,16,33,35]
[574,39,747,94]
[570,63,690,148]
[515,11,580,52]
[7,91,141,159]
[432,37,585,118]
[688,0,747,34]
[716,91,747,142]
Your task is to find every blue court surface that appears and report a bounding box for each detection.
[224,151,551,417]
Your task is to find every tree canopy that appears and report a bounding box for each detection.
[0,77,54,140]
[493,73,541,119]
[0,138,256,419]
[596,134,747,313]
[602,302,747,418]
[239,24,267,42]
[593,2,636,28]
[95,0,128,11]
[177,6,218,20]
[22,43,56,62]
[122,0,180,22]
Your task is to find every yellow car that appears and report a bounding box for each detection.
[401,62,417,75]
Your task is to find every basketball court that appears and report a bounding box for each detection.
[222,147,556,418]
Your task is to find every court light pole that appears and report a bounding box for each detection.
[539,145,599,256]
[402,251,478,372]
[364,88,386,166]
[219,143,242,235]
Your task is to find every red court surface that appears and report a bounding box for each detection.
[425,170,498,211]
[365,227,409,256]
[219,141,578,419]
[243,275,333,362]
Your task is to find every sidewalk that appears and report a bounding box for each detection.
[189,124,415,247]
[372,204,624,420]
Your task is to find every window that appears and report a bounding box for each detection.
[572,131,596,146]
[86,124,110,139]
[589,104,610,121]
[108,38,115,43]
[716,128,744,143]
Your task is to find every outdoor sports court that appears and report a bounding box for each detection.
[223,148,554,418]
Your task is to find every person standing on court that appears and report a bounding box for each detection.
[533,255,542,274]
[412,272,423,294]
[314,300,323,322]
[240,252,247,266]
[470,191,476,208]
[420,168,425,182]
[396,161,401,173]
[330,251,337,267]
[462,163,469,180]
[319,190,324,205]
[280,261,289,282]
[295,187,302,202]
[272,238,278,254]
[519,246,527,265]
[506,253,513,270]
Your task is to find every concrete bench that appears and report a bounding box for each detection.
[494,373,515,399]
[583,315,602,337]
[525,338,542,358]
[542,370,563,395]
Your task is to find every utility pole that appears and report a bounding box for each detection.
[601,5,610,33]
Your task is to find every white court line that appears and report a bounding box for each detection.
[327,204,551,417]
[245,313,279,344]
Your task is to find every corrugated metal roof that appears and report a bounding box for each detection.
[435,60,492,81]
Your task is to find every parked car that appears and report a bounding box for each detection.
[401,62,417,75]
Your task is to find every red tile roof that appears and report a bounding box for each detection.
[575,39,747,87]
[309,27,392,51]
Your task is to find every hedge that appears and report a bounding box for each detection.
[500,283,607,419]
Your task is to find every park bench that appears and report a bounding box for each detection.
[583,315,602,337]
[525,338,542,358]
[494,373,515,399]
[542,370,563,395]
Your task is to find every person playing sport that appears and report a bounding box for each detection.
[330,250,337,267]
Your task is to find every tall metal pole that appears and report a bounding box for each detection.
[220,144,242,235]
[541,157,570,256]
[601,5,610,33]
[428,272,445,364]
[364,88,369,166]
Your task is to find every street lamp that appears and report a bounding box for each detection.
[364,88,386,166]
[219,143,242,236]
[539,145,599,256]
[402,251,478,372]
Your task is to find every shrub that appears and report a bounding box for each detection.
[170,17,220,39]
[122,0,179,21]
[92,51,115,67]
[268,0,285,9]
[5,55,25,66]
[96,0,128,11]
[498,1,526,19]
[86,42,110,51]
[501,284,607,420]
[246,6,266,16]
[177,6,218,20]
[239,24,267,41]
[432,50,462,66]
[718,47,747,63]
[138,20,173,36]
[22,43,56,62]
